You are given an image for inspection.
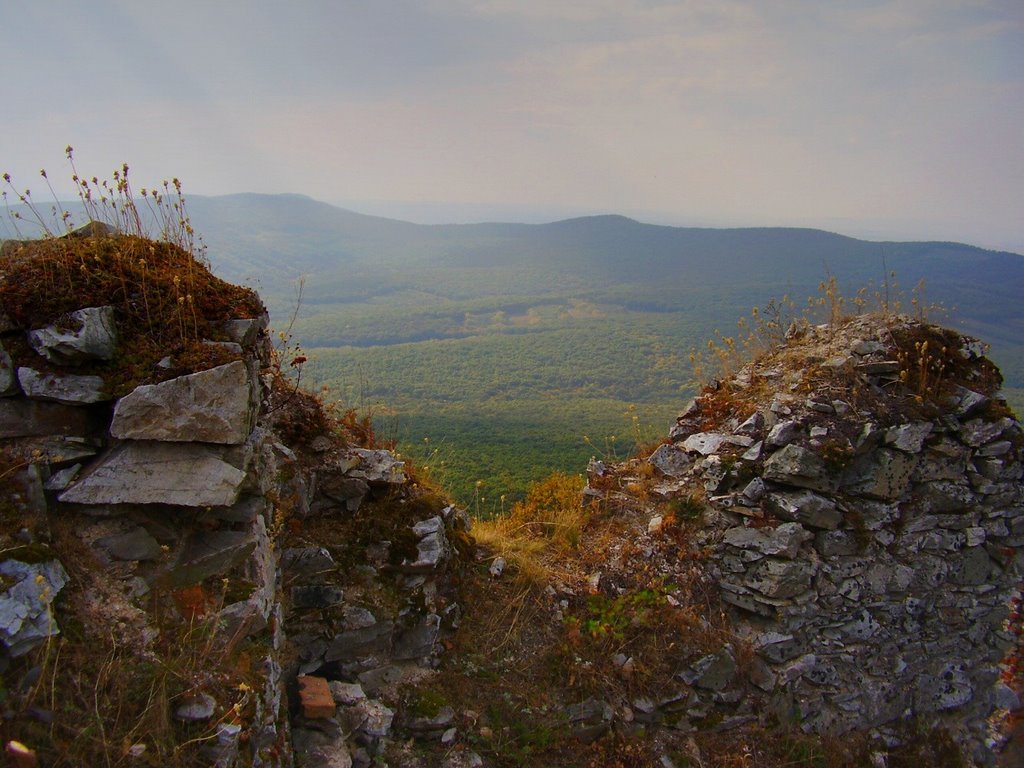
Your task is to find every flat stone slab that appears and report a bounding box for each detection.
[17,367,110,405]
[59,441,246,507]
[111,361,252,444]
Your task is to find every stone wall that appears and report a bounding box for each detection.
[645,315,1023,762]
[0,295,467,767]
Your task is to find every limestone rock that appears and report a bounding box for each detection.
[163,530,258,588]
[764,489,842,530]
[762,444,836,493]
[682,432,752,455]
[346,448,406,484]
[722,522,812,559]
[59,441,246,507]
[345,698,394,738]
[884,422,933,453]
[745,558,815,599]
[110,361,253,444]
[17,368,109,405]
[0,559,68,656]
[393,613,441,660]
[841,448,918,501]
[28,306,117,365]
[687,647,738,691]
[647,443,693,476]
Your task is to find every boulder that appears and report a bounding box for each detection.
[110,361,253,444]
[27,306,117,365]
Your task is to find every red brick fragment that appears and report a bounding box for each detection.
[297,675,336,719]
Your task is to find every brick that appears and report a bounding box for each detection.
[297,675,336,719]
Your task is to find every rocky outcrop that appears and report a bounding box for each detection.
[587,314,1023,764]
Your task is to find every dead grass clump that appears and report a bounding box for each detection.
[472,472,588,587]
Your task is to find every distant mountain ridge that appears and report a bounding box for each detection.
[4,192,1022,380]
[181,194,1023,368]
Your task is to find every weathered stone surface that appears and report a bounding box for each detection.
[841,448,917,500]
[313,475,369,513]
[687,648,738,691]
[0,559,68,656]
[325,619,394,662]
[110,361,252,444]
[28,306,117,365]
[764,489,842,530]
[722,522,812,559]
[329,681,367,706]
[16,368,110,405]
[393,613,441,660]
[765,420,801,448]
[345,698,394,738]
[163,530,257,588]
[59,441,246,507]
[762,444,836,492]
[0,399,95,438]
[282,547,336,577]
[682,432,752,455]
[95,526,162,561]
[959,418,1013,448]
[412,529,450,570]
[0,342,17,396]
[647,443,692,477]
[745,558,815,599]
[222,316,267,346]
[347,448,406,484]
[884,422,933,453]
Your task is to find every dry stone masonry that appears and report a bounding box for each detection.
[0,248,469,766]
[589,314,1023,763]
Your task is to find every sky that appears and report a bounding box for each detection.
[2,0,1022,251]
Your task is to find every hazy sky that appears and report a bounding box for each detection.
[3,1,1022,250]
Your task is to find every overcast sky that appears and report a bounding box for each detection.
[2,1,1022,250]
